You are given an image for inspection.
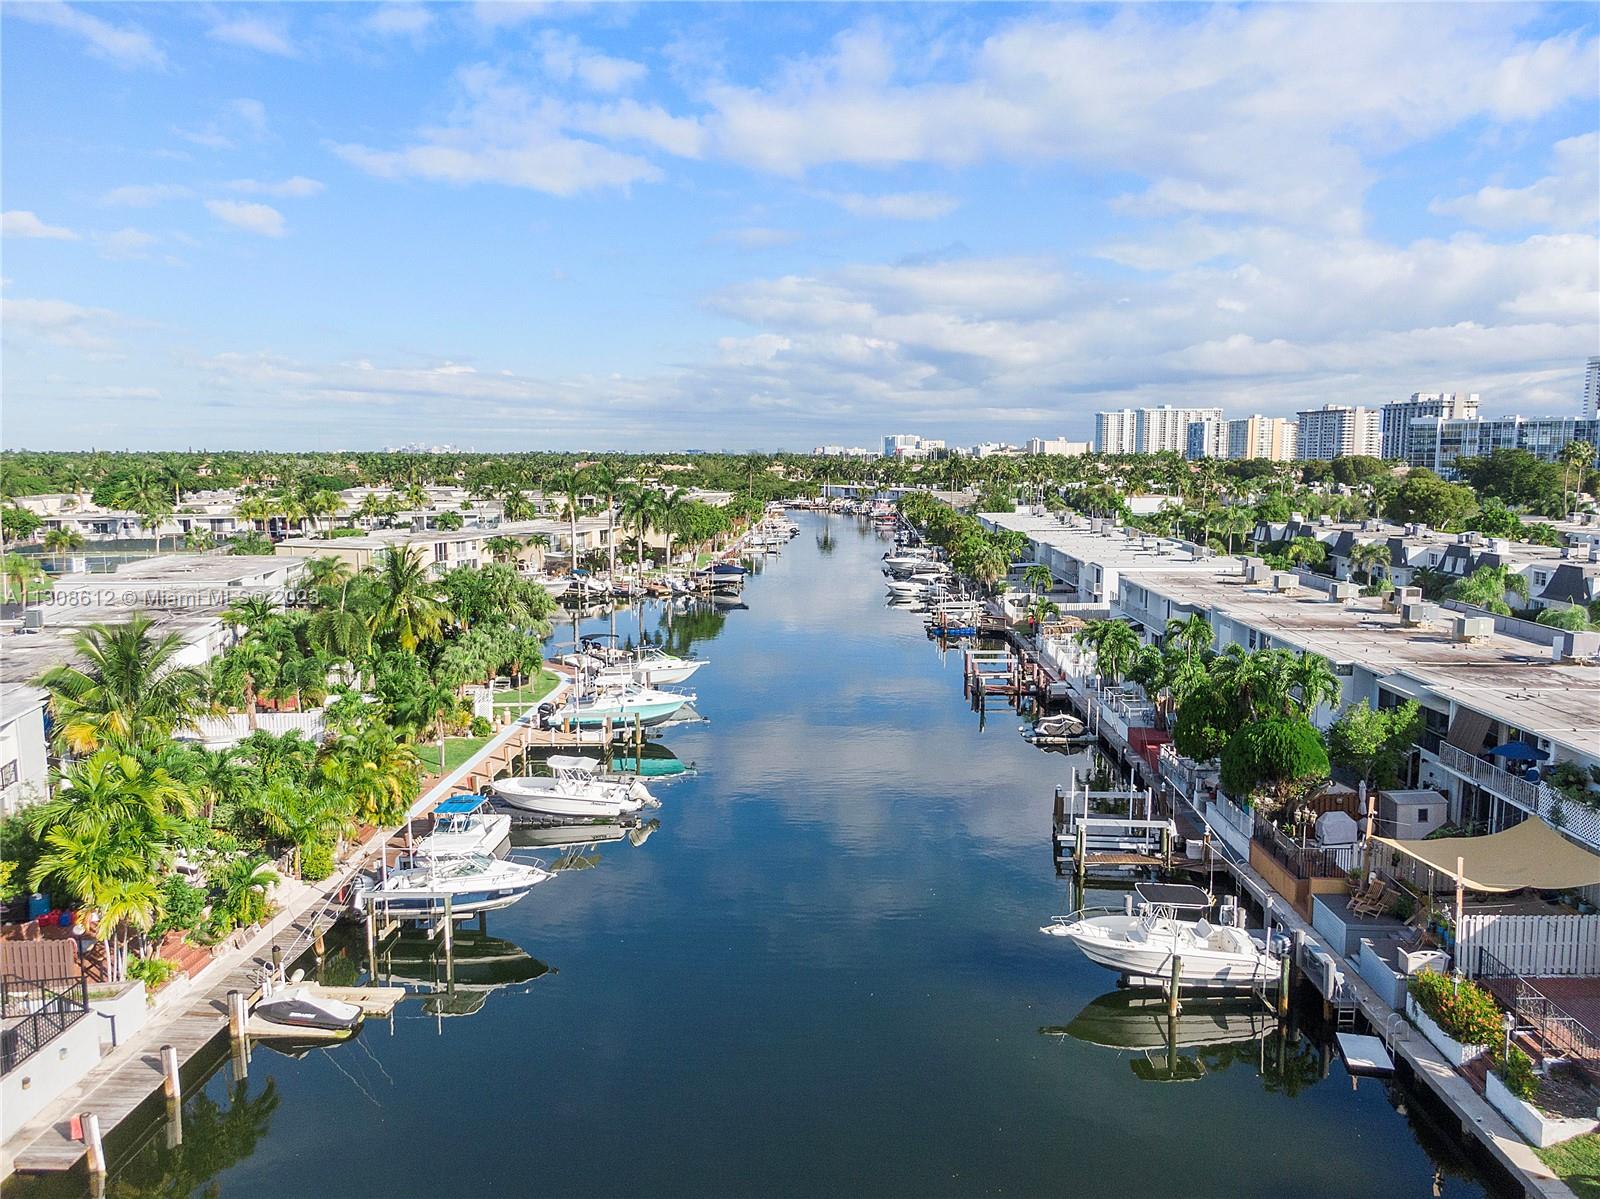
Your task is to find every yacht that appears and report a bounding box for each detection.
[413,795,511,860]
[492,755,655,819]
[556,683,692,729]
[354,852,552,919]
[568,635,708,687]
[1039,883,1279,989]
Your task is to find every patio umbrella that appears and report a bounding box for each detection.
[1486,741,1548,762]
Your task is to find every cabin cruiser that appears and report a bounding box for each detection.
[555,682,692,729]
[253,980,364,1035]
[492,755,654,819]
[353,852,551,919]
[565,635,708,687]
[1020,713,1086,745]
[413,795,511,860]
[521,573,572,600]
[1040,883,1280,989]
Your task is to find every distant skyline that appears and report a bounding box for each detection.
[2,2,1597,451]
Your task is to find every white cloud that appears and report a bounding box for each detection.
[700,10,1598,230]
[98,228,158,260]
[331,64,662,195]
[207,17,297,57]
[824,191,960,220]
[205,199,287,237]
[566,99,706,158]
[1432,132,1600,232]
[99,183,193,207]
[2,211,80,240]
[469,2,583,30]
[367,4,433,37]
[231,99,270,134]
[537,31,646,93]
[226,176,325,198]
[1,297,120,351]
[8,2,164,69]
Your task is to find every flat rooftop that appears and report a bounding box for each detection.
[1136,570,1600,748]
[981,511,1242,574]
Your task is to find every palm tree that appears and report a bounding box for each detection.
[1558,439,1594,518]
[1285,537,1327,569]
[1348,541,1389,586]
[2,552,43,604]
[483,535,524,565]
[586,461,623,580]
[368,545,448,651]
[1165,612,1213,661]
[1077,619,1138,685]
[37,616,208,753]
[1448,565,1530,616]
[42,527,86,570]
[1287,651,1340,715]
[1022,563,1054,595]
[112,468,175,554]
[656,488,688,569]
[548,467,589,573]
[620,485,661,581]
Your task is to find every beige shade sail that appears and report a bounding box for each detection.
[1372,818,1600,893]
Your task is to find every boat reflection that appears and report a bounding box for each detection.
[380,930,552,1021]
[1042,991,1275,1083]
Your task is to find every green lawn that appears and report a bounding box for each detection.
[489,669,561,708]
[1540,1134,1600,1199]
[428,737,490,775]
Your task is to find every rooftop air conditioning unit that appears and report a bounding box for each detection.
[21,609,45,631]
[1244,556,1269,583]
[1330,581,1360,603]
[1402,602,1435,627]
[1273,572,1299,594]
[1388,585,1422,613]
[1589,543,1600,563]
[1318,515,1333,526]
[1561,545,1573,559]
[1290,512,1305,524]
[1488,539,1512,556]
[1454,616,1493,643]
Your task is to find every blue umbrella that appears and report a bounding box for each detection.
[1487,741,1548,762]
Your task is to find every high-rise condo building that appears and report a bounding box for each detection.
[1379,392,1480,460]
[1093,406,1222,454]
[1094,409,1139,454]
[1584,357,1600,420]
[1224,416,1298,461]
[1296,404,1381,460]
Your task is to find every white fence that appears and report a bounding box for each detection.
[185,710,325,747]
[1458,913,1600,979]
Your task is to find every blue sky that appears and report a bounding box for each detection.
[2,2,1596,451]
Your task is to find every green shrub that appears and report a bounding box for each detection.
[298,839,336,882]
[1495,1044,1539,1102]
[1408,969,1503,1047]
[469,715,493,738]
[153,875,208,938]
[127,955,178,993]
[1219,717,1329,801]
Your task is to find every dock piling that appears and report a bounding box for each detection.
[442,894,455,993]
[1167,957,1182,1017]
[160,1044,181,1102]
[83,1112,105,1184]
[226,990,245,1042]
[1277,951,1292,1019]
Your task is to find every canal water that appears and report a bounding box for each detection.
[12,513,1507,1198]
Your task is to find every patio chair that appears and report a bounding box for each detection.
[1346,877,1383,915]
[1350,881,1392,918]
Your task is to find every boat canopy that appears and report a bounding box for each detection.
[1134,882,1212,911]
[1371,817,1600,892]
[434,795,490,816]
[546,755,602,773]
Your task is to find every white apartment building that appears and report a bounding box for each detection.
[882,434,944,458]
[1296,404,1381,460]
[1138,406,1223,455]
[1380,392,1480,460]
[1225,416,1298,461]
[1094,410,1139,455]
[1584,356,1600,420]
[1184,419,1227,460]
[1025,437,1091,456]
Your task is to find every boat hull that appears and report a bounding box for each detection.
[1044,915,1276,989]
[492,777,646,819]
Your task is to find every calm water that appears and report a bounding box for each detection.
[13,514,1507,1198]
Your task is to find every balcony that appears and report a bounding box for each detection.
[1438,743,1600,852]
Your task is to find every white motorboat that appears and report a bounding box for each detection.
[355,852,551,918]
[1040,883,1279,990]
[1020,713,1086,745]
[414,794,511,860]
[556,683,691,729]
[492,755,655,819]
[253,981,363,1035]
[571,637,707,687]
[523,574,572,600]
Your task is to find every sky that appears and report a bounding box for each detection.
[1,2,1597,452]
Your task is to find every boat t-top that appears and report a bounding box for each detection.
[413,794,512,860]
[492,755,656,820]
[565,635,708,687]
[1040,882,1279,990]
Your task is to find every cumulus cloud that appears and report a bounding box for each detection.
[537,31,647,93]
[1,297,121,351]
[225,176,325,198]
[98,228,158,260]
[824,191,960,220]
[367,3,433,38]
[1432,132,1600,232]
[208,16,297,57]
[717,227,803,250]
[331,63,668,195]
[100,183,193,208]
[2,211,80,240]
[205,199,287,237]
[8,2,165,69]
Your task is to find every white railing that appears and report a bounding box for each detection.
[185,710,326,746]
[1438,743,1600,851]
[1206,792,1255,858]
[1459,914,1600,979]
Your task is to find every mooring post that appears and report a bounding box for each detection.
[364,899,377,979]
[1074,821,1086,887]
[226,990,245,1042]
[1168,956,1182,1017]
[1161,824,1172,871]
[161,1044,181,1101]
[442,894,455,992]
[1278,949,1293,1019]
[83,1112,105,1182]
